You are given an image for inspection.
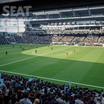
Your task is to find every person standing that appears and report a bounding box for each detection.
[35,50,37,54]
[5,51,8,55]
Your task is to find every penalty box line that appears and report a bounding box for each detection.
[0,70,104,89]
[0,57,35,67]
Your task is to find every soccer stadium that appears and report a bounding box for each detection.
[0,0,104,104]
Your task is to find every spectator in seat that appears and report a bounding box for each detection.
[33,98,40,104]
[75,96,84,104]
[19,92,32,104]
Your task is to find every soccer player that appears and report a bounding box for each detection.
[35,50,37,54]
[22,48,24,51]
[5,51,8,55]
[12,44,15,48]
[51,47,53,50]
[66,52,68,56]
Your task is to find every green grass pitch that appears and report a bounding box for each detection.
[0,44,104,89]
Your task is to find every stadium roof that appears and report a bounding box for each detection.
[0,0,23,4]
[0,0,104,13]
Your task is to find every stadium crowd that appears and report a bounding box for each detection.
[1,34,104,47]
[0,73,104,104]
[0,33,104,46]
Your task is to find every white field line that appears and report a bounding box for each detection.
[0,51,104,89]
[0,48,71,67]
[0,70,104,89]
[0,57,34,67]
[0,52,52,67]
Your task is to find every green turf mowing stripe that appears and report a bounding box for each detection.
[0,57,34,66]
[0,70,104,89]
[0,45,104,89]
